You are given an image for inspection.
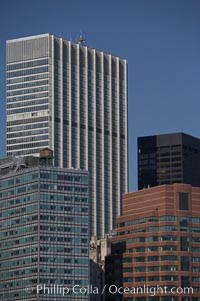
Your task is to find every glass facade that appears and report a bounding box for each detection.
[0,166,89,300]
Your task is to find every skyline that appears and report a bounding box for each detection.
[1,0,200,191]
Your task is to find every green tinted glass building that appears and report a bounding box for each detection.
[0,164,89,300]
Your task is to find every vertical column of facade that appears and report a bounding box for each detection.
[87,48,97,236]
[116,57,121,218]
[53,37,62,166]
[93,49,97,236]
[71,44,79,168]
[76,43,80,167]
[110,57,120,229]
[108,54,113,232]
[85,47,89,170]
[49,35,55,154]
[119,59,128,202]
[101,52,105,236]
[79,46,88,170]
[103,55,110,235]
[59,38,64,167]
[124,60,128,193]
[62,40,68,167]
[37,171,41,291]
[68,42,72,167]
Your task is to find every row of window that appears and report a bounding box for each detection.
[123,255,178,262]
[40,195,88,203]
[7,140,48,151]
[1,214,38,227]
[0,235,38,249]
[40,236,88,244]
[123,256,200,263]
[124,235,200,244]
[123,276,180,283]
[1,204,37,219]
[0,183,38,198]
[7,79,49,90]
[40,214,88,224]
[7,128,49,139]
[0,256,38,269]
[7,115,49,126]
[2,224,38,237]
[0,172,38,189]
[40,203,88,212]
[126,245,178,252]
[124,265,178,272]
[119,214,198,229]
[40,172,88,183]
[7,72,49,84]
[7,121,49,133]
[7,66,48,78]
[7,98,49,109]
[40,225,88,234]
[1,194,38,208]
[125,235,177,243]
[7,58,49,71]
[119,226,200,235]
[7,85,48,97]
[119,216,177,227]
[2,267,88,280]
[40,183,88,193]
[39,245,88,254]
[7,91,49,102]
[119,225,178,234]
[7,133,49,144]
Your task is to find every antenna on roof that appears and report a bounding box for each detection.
[78,31,86,44]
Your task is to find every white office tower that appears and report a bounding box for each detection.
[6,34,128,237]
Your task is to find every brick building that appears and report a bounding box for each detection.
[106,184,200,301]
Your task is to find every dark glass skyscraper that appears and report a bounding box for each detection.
[138,133,200,190]
[6,34,128,237]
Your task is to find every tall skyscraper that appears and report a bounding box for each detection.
[138,133,200,190]
[106,184,199,301]
[6,34,128,237]
[0,156,89,301]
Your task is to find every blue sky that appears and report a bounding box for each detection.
[0,0,200,191]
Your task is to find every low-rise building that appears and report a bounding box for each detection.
[106,184,200,301]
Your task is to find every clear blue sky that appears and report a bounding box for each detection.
[1,0,200,191]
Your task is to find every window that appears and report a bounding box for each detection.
[148,266,159,272]
[148,276,159,281]
[148,246,158,252]
[161,275,178,281]
[182,276,190,286]
[160,216,177,222]
[135,266,146,272]
[147,236,158,242]
[148,256,159,262]
[161,255,177,261]
[161,266,178,271]
[134,257,145,262]
[160,245,177,251]
[181,256,189,271]
[133,237,145,243]
[180,236,189,251]
[179,192,188,210]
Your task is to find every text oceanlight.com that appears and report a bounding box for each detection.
[25,284,194,296]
